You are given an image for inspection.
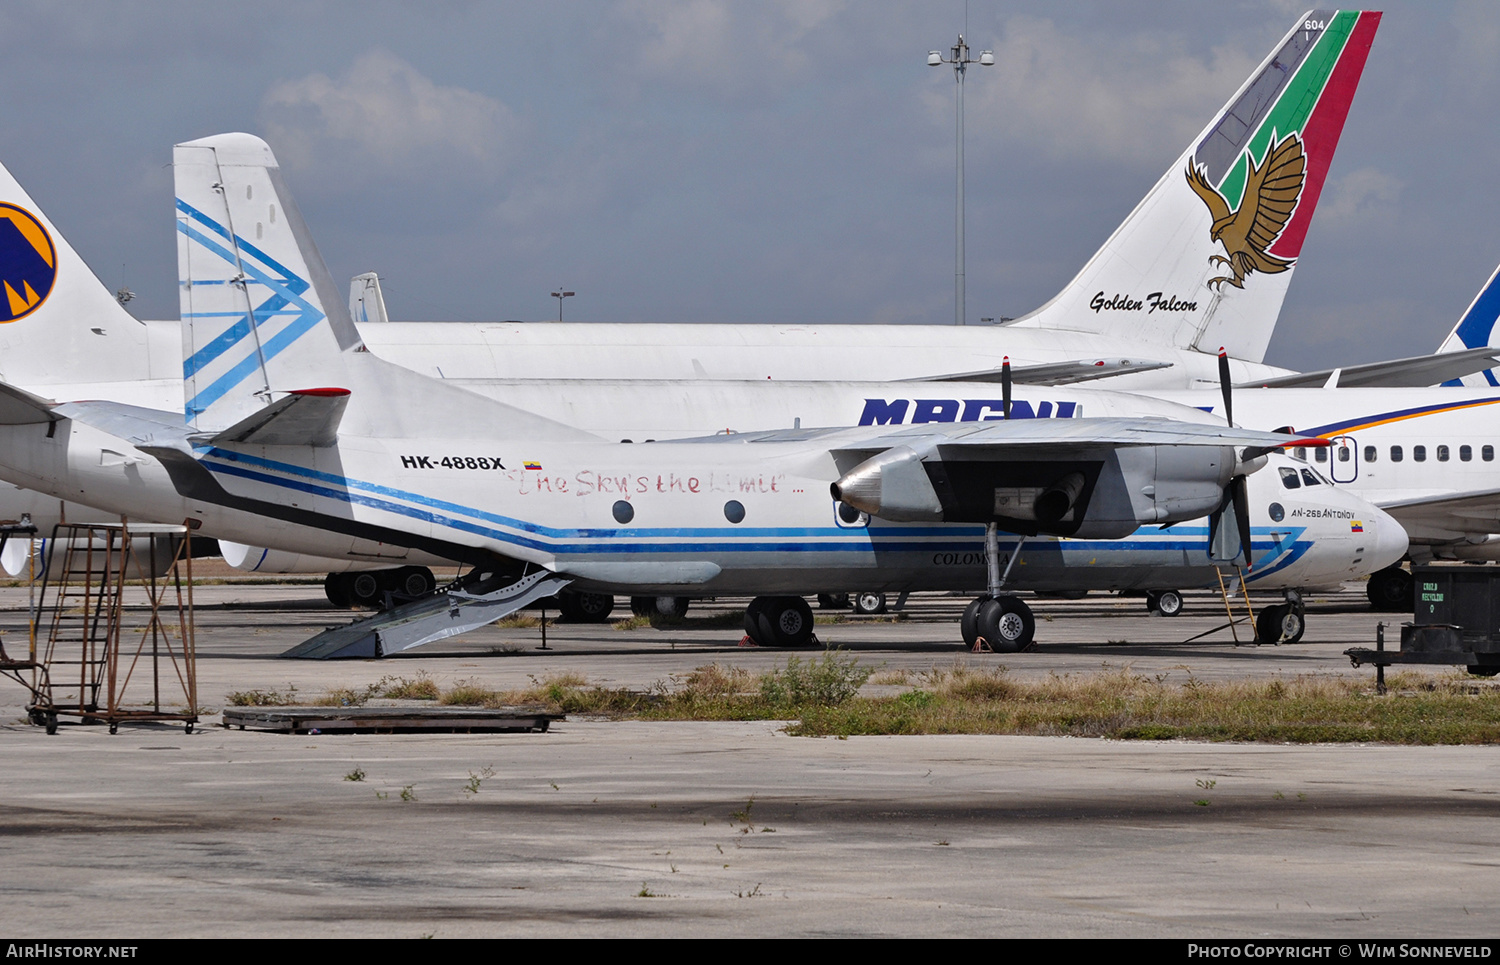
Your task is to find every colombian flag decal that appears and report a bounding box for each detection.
[524,461,542,471]
[1351,521,1364,533]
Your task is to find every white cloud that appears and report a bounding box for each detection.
[259,49,523,183]
[616,0,846,94]
[951,16,1260,165]
[1318,167,1403,227]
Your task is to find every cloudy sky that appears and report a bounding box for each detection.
[0,0,1490,370]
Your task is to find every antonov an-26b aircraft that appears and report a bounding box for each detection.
[0,133,1376,656]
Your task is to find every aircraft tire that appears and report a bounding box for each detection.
[387,566,435,599]
[960,597,987,649]
[630,596,655,617]
[1467,665,1500,677]
[1256,604,1289,644]
[324,573,352,609]
[743,597,770,645]
[346,572,383,609]
[817,592,851,610]
[1366,566,1413,612]
[977,596,1034,653]
[1282,607,1306,644]
[748,596,814,648]
[559,590,614,623]
[653,596,690,620]
[1149,589,1184,617]
[852,591,887,615]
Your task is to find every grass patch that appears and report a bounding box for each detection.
[226,662,1500,744]
[224,684,300,706]
[381,672,440,701]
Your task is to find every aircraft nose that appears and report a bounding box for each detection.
[1367,507,1409,572]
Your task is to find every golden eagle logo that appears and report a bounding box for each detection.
[1186,132,1306,291]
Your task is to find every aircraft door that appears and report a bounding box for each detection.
[1329,435,1358,483]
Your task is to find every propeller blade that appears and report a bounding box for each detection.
[1002,356,1012,420]
[1208,475,1253,566]
[1218,347,1233,428]
[1233,474,1252,570]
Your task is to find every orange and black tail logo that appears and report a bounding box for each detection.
[0,203,55,322]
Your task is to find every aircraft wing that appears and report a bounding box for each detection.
[1378,487,1500,542]
[902,357,1172,386]
[820,417,1326,535]
[826,416,1326,457]
[1236,346,1500,389]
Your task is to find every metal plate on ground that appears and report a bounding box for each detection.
[222,706,561,734]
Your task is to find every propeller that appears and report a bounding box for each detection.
[1210,346,1254,568]
[1002,356,1012,420]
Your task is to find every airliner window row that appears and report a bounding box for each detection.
[1295,445,1495,464]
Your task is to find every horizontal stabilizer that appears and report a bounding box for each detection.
[0,381,58,425]
[198,388,350,448]
[904,357,1173,386]
[1238,346,1500,388]
[282,570,571,659]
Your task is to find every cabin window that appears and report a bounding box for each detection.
[1279,467,1302,489]
[1461,445,1473,462]
[1293,447,1307,461]
[1414,445,1427,462]
[1438,445,1450,462]
[1485,445,1495,462]
[1391,445,1403,462]
[1314,447,1327,462]
[1338,447,1351,462]
[1300,469,1322,487]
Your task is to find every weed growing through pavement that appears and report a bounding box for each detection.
[344,766,365,782]
[464,766,495,795]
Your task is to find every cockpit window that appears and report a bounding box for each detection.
[1279,467,1302,489]
[1300,468,1323,486]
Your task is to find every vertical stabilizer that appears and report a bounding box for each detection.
[1435,261,1500,387]
[175,132,598,444]
[349,272,389,324]
[1012,10,1380,363]
[175,133,362,431]
[0,156,154,387]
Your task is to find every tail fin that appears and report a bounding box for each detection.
[174,133,595,442]
[1014,10,1380,363]
[0,155,154,387]
[1435,261,1500,387]
[176,133,364,431]
[349,272,389,324]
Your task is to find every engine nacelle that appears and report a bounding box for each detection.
[831,443,1240,539]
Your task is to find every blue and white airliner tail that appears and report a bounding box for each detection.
[1436,260,1500,387]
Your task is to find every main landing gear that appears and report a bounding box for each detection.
[960,525,1036,652]
[1366,564,1414,612]
[324,566,437,610]
[742,596,817,648]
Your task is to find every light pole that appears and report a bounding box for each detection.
[929,35,993,326]
[551,288,574,322]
